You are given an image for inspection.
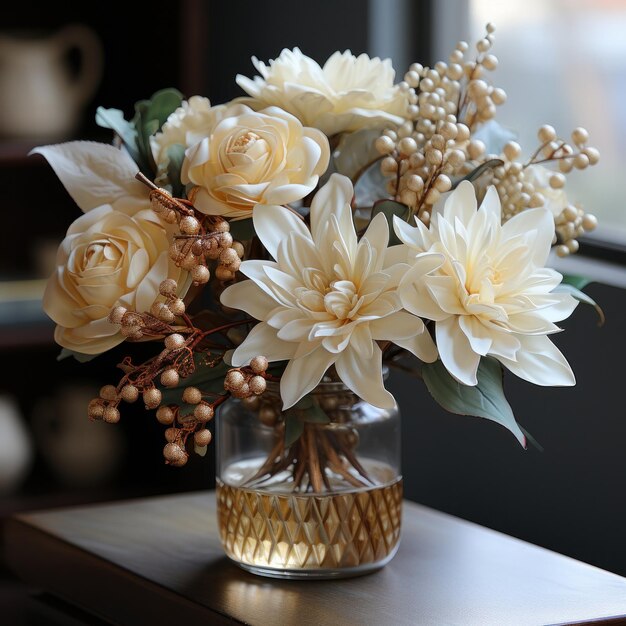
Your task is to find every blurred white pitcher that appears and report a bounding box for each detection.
[0,24,103,139]
[0,395,32,495]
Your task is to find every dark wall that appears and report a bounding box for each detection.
[206,0,371,104]
[390,281,626,576]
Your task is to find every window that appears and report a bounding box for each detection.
[435,0,626,242]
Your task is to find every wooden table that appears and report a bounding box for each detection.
[5,491,626,625]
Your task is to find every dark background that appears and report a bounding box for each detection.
[1,0,625,591]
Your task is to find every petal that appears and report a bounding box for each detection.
[309,174,356,251]
[134,252,169,313]
[394,332,439,363]
[393,214,431,251]
[383,244,410,268]
[436,316,480,386]
[280,347,336,409]
[361,212,389,271]
[502,208,554,268]
[277,318,316,342]
[252,204,311,259]
[398,253,449,321]
[230,322,296,366]
[442,180,477,226]
[349,324,374,359]
[458,316,492,356]
[479,185,501,222]
[497,335,576,386]
[54,322,123,355]
[373,311,438,362]
[370,310,425,340]
[335,343,396,409]
[220,279,277,320]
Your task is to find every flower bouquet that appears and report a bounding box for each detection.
[39,24,601,577]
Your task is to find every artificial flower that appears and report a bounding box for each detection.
[182,105,329,219]
[395,181,578,387]
[43,203,190,355]
[150,96,247,186]
[221,174,437,409]
[236,48,407,136]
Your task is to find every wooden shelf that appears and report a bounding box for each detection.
[6,492,626,625]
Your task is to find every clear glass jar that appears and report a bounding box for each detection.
[216,381,402,579]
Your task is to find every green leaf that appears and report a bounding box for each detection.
[140,88,183,129]
[300,404,330,424]
[132,88,184,175]
[561,274,592,290]
[553,283,605,326]
[371,199,410,246]
[284,412,304,447]
[176,403,199,417]
[95,106,141,166]
[451,159,504,189]
[166,144,186,197]
[57,348,98,363]
[278,398,330,450]
[422,357,527,447]
[292,395,314,410]
[158,356,229,406]
[229,218,256,242]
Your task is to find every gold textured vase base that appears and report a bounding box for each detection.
[216,476,403,579]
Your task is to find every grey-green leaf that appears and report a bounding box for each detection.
[553,283,605,326]
[229,218,256,242]
[561,274,592,291]
[95,106,143,168]
[300,404,331,424]
[133,88,184,175]
[371,199,410,245]
[422,357,526,447]
[284,412,304,447]
[292,395,314,410]
[451,159,504,189]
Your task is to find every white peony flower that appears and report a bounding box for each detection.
[221,174,437,409]
[150,97,248,186]
[523,164,569,218]
[236,48,407,136]
[395,181,578,387]
[181,105,329,220]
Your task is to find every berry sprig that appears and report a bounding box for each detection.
[89,277,260,466]
[136,172,244,285]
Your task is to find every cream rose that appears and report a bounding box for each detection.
[43,203,190,355]
[236,48,408,136]
[181,105,329,219]
[150,97,249,187]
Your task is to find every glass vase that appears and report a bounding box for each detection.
[215,381,402,579]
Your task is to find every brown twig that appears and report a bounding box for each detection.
[306,427,324,493]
